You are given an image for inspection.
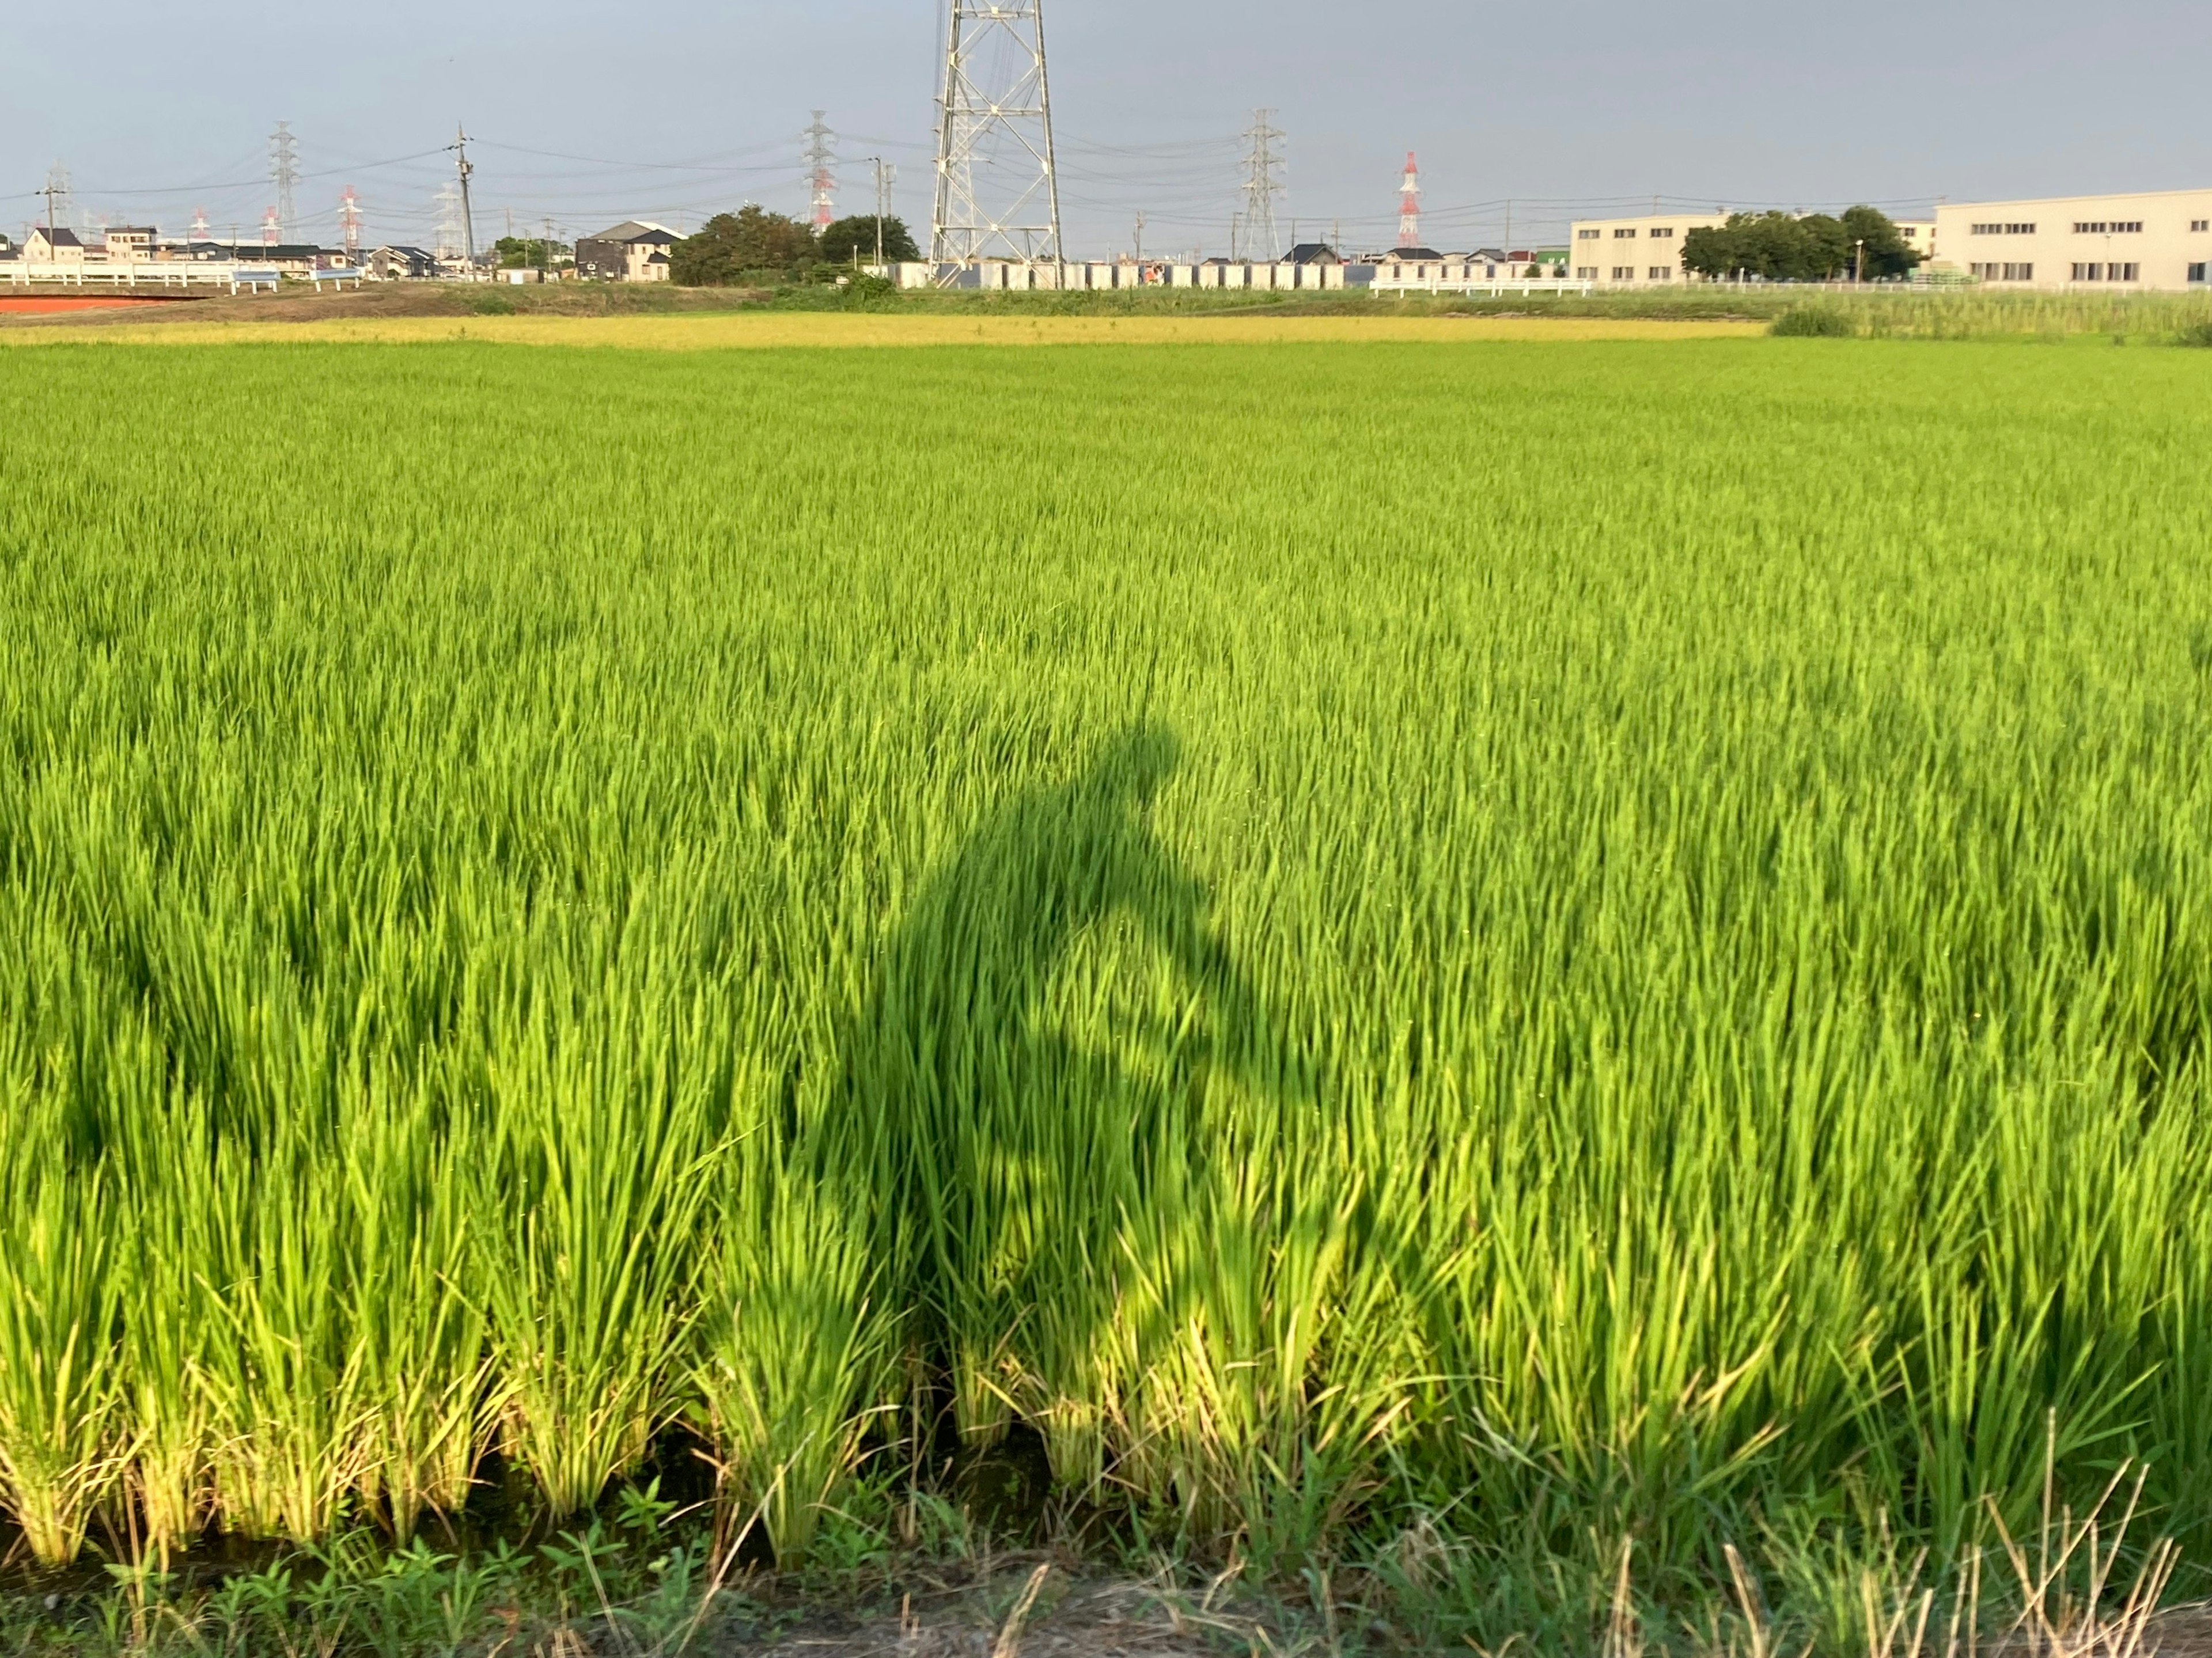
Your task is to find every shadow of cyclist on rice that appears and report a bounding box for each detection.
[832,719,1321,1473]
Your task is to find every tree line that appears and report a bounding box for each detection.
[670,207,921,286]
[1682,207,1922,282]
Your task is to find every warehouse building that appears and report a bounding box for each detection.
[1567,213,1937,285]
[1566,214,1726,284]
[1931,190,2212,291]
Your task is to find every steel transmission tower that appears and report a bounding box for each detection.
[269,121,300,242]
[805,112,837,232]
[1240,111,1285,262]
[434,184,464,261]
[43,163,72,235]
[1397,152,1423,250]
[931,0,1063,270]
[338,187,363,258]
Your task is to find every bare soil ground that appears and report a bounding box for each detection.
[693,1564,2212,1658]
[700,1562,1314,1658]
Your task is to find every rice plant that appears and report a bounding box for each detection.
[0,335,2206,1636]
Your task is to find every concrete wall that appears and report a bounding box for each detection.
[910,260,1350,293]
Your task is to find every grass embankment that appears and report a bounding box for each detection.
[2,338,2211,1654]
[0,311,1764,348]
[9,276,2212,342]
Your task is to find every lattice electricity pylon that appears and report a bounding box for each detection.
[1397,152,1423,251]
[1240,111,1285,262]
[269,121,300,242]
[805,112,837,231]
[338,187,363,257]
[931,0,1063,271]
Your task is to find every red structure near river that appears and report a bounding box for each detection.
[0,295,204,314]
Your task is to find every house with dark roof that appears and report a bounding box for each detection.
[575,222,678,282]
[25,226,85,264]
[369,245,440,280]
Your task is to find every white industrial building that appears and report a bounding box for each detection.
[1566,213,1938,286]
[1931,190,2212,291]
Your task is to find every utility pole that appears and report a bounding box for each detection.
[859,157,891,268]
[269,121,300,242]
[931,0,1063,275]
[1134,210,1145,261]
[41,162,70,238]
[452,124,476,270]
[1240,110,1284,263]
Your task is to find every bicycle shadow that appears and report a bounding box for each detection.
[832,720,1310,1471]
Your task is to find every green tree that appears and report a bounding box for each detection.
[1841,205,1922,279]
[819,215,921,265]
[672,207,820,286]
[493,237,569,270]
[1683,211,1865,282]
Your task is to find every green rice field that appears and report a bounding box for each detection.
[2,336,2209,1642]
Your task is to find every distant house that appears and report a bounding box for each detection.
[219,244,342,276]
[575,222,679,282]
[25,226,85,264]
[369,245,440,280]
[1285,242,1341,265]
[105,226,156,262]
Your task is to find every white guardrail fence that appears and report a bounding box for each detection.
[2,264,363,294]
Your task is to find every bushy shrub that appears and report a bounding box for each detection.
[1771,305,1856,338]
[2174,321,2212,348]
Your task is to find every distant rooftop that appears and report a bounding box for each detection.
[586,221,679,245]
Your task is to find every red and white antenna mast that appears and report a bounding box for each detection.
[191,207,211,242]
[262,206,281,246]
[339,187,363,257]
[1398,152,1422,249]
[804,111,836,232]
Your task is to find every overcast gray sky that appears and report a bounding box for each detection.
[6,0,2210,257]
